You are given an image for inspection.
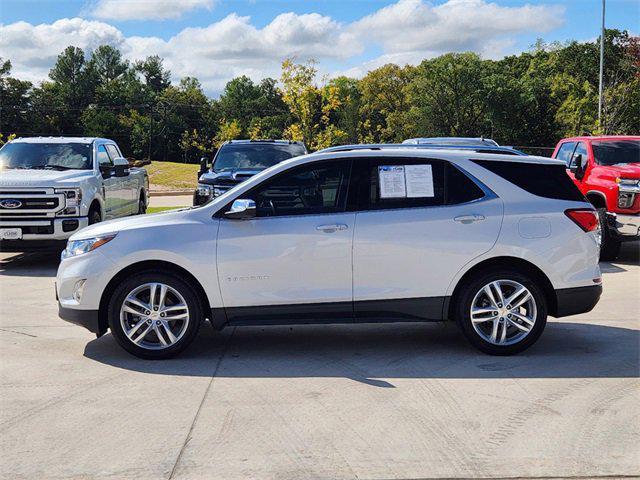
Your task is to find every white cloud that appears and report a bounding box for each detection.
[0,0,565,94]
[89,0,215,21]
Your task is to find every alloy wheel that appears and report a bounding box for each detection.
[120,282,190,350]
[470,279,537,346]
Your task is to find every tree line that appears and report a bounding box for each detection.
[1,29,638,162]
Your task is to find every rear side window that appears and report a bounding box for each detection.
[361,158,485,210]
[473,160,585,202]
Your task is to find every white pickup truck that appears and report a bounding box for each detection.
[0,137,148,252]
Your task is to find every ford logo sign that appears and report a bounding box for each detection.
[0,199,22,209]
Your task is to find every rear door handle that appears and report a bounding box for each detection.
[454,214,485,224]
[316,223,349,232]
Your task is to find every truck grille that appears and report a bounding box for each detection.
[0,188,64,215]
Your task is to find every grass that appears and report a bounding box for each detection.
[143,161,199,191]
[147,206,188,214]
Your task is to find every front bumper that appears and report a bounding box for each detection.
[58,304,103,335]
[612,213,640,239]
[0,216,89,250]
[553,284,603,318]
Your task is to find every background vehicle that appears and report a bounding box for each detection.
[321,143,526,156]
[0,137,148,252]
[403,137,500,146]
[57,148,601,359]
[553,136,639,260]
[193,139,307,205]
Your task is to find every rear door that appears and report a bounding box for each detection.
[216,159,355,323]
[352,157,503,320]
[96,144,119,219]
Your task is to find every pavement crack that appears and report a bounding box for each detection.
[167,327,236,480]
[0,327,37,337]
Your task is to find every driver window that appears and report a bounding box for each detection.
[570,142,588,169]
[247,160,351,217]
[555,142,576,167]
[97,145,113,167]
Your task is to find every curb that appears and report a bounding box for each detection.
[149,190,193,197]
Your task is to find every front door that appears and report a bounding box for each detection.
[352,157,503,320]
[216,159,355,324]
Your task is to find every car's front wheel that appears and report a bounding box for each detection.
[107,272,203,359]
[455,269,547,355]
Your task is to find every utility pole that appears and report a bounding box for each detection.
[598,0,606,127]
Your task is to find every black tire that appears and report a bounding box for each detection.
[455,268,547,355]
[88,206,101,225]
[107,271,203,359]
[137,194,146,215]
[597,208,621,261]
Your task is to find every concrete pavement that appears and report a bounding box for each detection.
[149,195,192,208]
[0,244,638,479]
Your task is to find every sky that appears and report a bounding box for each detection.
[1,0,638,96]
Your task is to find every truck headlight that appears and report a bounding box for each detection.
[55,188,82,216]
[197,184,213,197]
[617,178,639,208]
[61,234,116,260]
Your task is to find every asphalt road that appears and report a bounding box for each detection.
[0,244,638,480]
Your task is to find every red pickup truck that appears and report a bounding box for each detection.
[552,136,640,260]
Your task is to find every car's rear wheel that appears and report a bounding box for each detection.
[138,194,146,215]
[455,269,547,355]
[107,272,203,359]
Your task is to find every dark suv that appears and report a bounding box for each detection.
[193,140,307,205]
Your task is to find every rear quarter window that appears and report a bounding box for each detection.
[472,159,586,202]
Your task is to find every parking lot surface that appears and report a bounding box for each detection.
[0,245,638,480]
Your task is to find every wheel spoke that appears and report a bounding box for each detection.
[489,318,499,343]
[164,312,188,321]
[508,318,531,333]
[471,307,497,323]
[122,305,145,316]
[132,323,153,344]
[158,284,168,309]
[511,312,534,327]
[149,283,158,309]
[160,320,178,343]
[483,285,499,308]
[124,297,149,313]
[161,304,187,314]
[505,286,526,307]
[154,324,168,346]
[126,318,149,339]
[511,292,532,310]
[491,282,505,306]
[499,320,508,344]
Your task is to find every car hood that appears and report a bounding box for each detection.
[0,168,95,188]
[601,163,640,179]
[69,208,198,240]
[198,169,262,185]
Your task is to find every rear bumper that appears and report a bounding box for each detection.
[553,285,602,318]
[58,303,103,336]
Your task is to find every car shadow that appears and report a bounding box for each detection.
[0,252,59,277]
[84,321,639,386]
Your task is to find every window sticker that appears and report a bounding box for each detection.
[405,164,434,198]
[378,165,406,198]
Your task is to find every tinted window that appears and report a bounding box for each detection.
[0,142,92,170]
[246,159,350,217]
[368,158,445,210]
[446,164,485,204]
[570,142,588,168]
[213,144,306,172]
[555,142,576,166]
[473,160,585,202]
[592,140,640,166]
[97,145,112,166]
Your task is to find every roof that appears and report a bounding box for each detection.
[11,137,111,144]
[559,135,640,142]
[319,143,526,155]
[223,139,305,145]
[402,137,499,146]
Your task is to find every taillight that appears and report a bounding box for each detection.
[565,209,599,232]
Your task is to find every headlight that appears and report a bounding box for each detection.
[197,184,213,197]
[55,188,82,216]
[61,234,116,260]
[616,178,640,192]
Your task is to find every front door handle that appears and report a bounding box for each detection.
[454,214,485,224]
[316,223,349,232]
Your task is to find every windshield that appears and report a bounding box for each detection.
[0,142,93,170]
[212,144,306,172]
[592,140,640,166]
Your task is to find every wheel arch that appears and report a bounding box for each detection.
[445,256,557,320]
[585,190,607,209]
[98,260,212,336]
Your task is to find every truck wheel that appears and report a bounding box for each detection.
[107,271,203,359]
[89,207,101,225]
[597,208,621,261]
[138,194,146,215]
[455,268,547,355]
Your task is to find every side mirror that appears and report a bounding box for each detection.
[573,154,586,180]
[225,199,256,219]
[113,157,130,177]
[198,157,209,177]
[100,164,113,179]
